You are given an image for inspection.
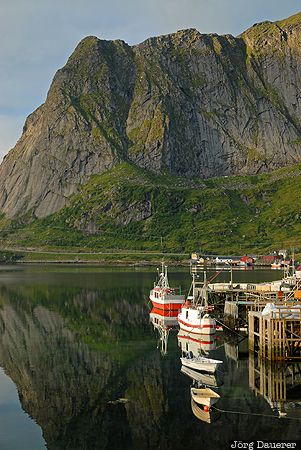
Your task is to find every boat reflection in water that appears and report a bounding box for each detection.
[190,398,221,424]
[178,330,222,373]
[181,365,219,387]
[249,353,301,418]
[186,367,221,424]
[178,330,222,424]
[190,386,220,407]
[188,367,222,424]
[177,330,216,356]
[149,307,178,355]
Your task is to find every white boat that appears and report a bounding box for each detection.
[190,387,220,407]
[271,262,282,269]
[178,306,216,334]
[181,355,223,373]
[178,273,216,334]
[149,263,185,311]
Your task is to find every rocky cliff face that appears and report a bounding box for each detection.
[1,12,301,218]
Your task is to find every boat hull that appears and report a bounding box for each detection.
[178,306,216,335]
[178,317,216,335]
[151,307,178,317]
[150,298,185,311]
[181,357,222,373]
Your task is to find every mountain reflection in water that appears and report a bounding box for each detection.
[0,266,299,449]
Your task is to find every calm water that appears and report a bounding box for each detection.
[0,265,300,450]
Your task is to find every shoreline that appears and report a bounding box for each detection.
[7,260,287,269]
[0,248,296,268]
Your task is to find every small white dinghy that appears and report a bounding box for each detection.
[190,387,220,407]
[181,355,223,373]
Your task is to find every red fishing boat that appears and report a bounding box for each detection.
[149,263,185,311]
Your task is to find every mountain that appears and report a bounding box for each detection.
[1,12,301,221]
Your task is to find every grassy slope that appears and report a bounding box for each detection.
[1,162,301,254]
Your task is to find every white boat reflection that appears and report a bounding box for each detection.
[191,398,220,424]
[181,365,219,387]
[190,387,220,407]
[177,330,216,356]
[149,307,178,355]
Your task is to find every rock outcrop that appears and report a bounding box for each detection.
[1,12,301,218]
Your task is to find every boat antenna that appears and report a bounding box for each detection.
[164,264,169,288]
[192,273,196,303]
[203,270,208,306]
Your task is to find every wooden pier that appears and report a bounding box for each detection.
[190,264,301,359]
[248,305,301,360]
[223,296,301,330]
[219,277,301,329]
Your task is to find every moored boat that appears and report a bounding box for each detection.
[149,263,185,311]
[181,354,223,373]
[271,262,282,269]
[178,273,216,334]
[178,304,216,334]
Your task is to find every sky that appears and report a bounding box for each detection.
[0,0,300,160]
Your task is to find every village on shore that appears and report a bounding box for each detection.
[191,249,297,269]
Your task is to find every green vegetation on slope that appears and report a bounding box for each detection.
[1,162,301,254]
[0,250,24,263]
[277,11,301,28]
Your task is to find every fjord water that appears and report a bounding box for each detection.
[0,265,299,450]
